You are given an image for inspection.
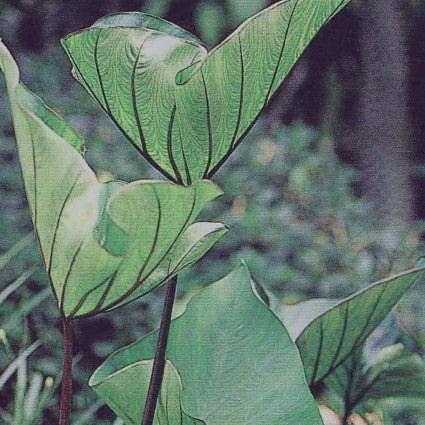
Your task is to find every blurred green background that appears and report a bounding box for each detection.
[1,0,425,423]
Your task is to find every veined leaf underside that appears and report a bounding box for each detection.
[296,268,423,386]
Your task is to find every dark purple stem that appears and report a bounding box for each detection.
[142,276,178,425]
[59,316,73,425]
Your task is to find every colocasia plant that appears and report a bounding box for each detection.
[1,0,424,424]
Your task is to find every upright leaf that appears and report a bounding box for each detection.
[0,41,226,318]
[62,0,352,184]
[174,0,351,181]
[91,360,204,425]
[62,14,207,184]
[91,263,323,425]
[295,267,424,386]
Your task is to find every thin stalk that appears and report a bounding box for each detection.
[341,397,352,425]
[142,276,178,425]
[59,317,74,425]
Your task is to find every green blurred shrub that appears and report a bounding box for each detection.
[187,123,422,302]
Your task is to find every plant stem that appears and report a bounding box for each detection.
[142,276,178,425]
[342,412,350,425]
[341,400,351,425]
[59,316,74,425]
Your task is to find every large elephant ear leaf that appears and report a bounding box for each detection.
[0,41,225,319]
[176,0,352,181]
[91,263,323,425]
[295,266,424,387]
[90,360,205,425]
[0,39,121,313]
[62,0,352,184]
[61,13,208,184]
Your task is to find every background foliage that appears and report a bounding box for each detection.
[1,0,425,423]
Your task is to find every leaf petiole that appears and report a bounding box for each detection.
[59,317,74,425]
[142,276,178,425]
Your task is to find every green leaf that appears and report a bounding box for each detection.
[110,221,228,311]
[91,263,323,425]
[323,344,425,419]
[0,40,225,318]
[90,360,204,425]
[62,0,351,184]
[295,267,424,386]
[322,347,366,419]
[61,13,207,184]
[362,344,425,401]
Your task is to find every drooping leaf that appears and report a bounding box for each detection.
[90,360,205,425]
[0,40,226,318]
[91,263,323,425]
[295,267,424,386]
[62,0,352,184]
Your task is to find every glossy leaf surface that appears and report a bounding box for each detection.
[0,41,226,318]
[295,267,424,386]
[62,0,352,184]
[91,360,204,425]
[91,263,323,425]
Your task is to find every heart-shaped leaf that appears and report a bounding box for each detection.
[0,40,226,318]
[91,359,205,425]
[62,0,352,184]
[91,263,323,425]
[293,267,424,386]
